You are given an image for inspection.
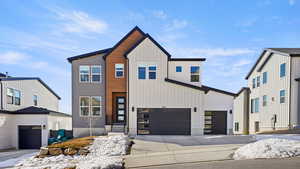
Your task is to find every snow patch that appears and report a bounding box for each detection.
[233,138,300,160]
[13,134,129,169]
[0,152,37,168]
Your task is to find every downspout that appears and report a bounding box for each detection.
[126,58,130,134]
[289,57,292,129]
[0,79,3,110]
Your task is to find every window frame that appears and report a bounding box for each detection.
[79,65,90,83]
[91,65,102,83]
[176,66,182,72]
[234,122,239,132]
[6,88,14,105]
[148,65,157,80]
[280,90,285,103]
[252,78,256,88]
[6,88,21,106]
[263,72,267,84]
[33,95,38,106]
[190,66,200,82]
[280,63,286,78]
[91,96,102,117]
[257,76,260,87]
[263,95,267,107]
[115,63,124,78]
[138,65,147,80]
[79,96,90,117]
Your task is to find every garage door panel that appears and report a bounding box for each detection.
[19,125,42,149]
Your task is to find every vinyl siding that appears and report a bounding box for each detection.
[2,80,59,111]
[48,114,72,130]
[127,38,205,136]
[290,57,300,127]
[248,52,291,133]
[168,61,202,86]
[0,113,13,149]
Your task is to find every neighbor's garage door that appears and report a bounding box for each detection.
[137,108,191,135]
[204,111,227,134]
[19,125,42,149]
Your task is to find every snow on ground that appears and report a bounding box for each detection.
[12,134,129,169]
[233,138,300,160]
[0,152,37,168]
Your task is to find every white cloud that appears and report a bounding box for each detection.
[165,19,188,31]
[233,59,253,68]
[288,0,296,5]
[152,10,167,19]
[0,51,28,64]
[53,9,108,34]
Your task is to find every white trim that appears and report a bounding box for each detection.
[115,63,124,78]
[79,96,90,117]
[137,64,147,80]
[91,65,102,83]
[79,96,102,117]
[148,65,157,80]
[91,96,102,117]
[79,65,90,83]
[190,66,200,82]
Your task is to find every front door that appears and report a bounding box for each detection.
[116,96,126,123]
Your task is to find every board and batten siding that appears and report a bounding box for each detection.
[2,80,59,112]
[71,53,106,137]
[248,52,291,133]
[233,89,249,134]
[168,61,202,86]
[127,37,205,136]
[0,113,13,149]
[290,57,300,127]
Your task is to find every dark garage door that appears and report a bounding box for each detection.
[137,108,191,135]
[19,125,42,149]
[204,111,227,134]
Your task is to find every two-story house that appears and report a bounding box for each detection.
[68,26,236,137]
[0,74,71,149]
[234,48,300,134]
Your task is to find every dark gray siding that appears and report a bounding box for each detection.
[71,54,106,128]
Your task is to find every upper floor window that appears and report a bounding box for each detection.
[79,66,90,82]
[176,66,182,72]
[263,95,267,106]
[280,63,286,77]
[280,90,285,103]
[263,72,267,84]
[148,66,157,80]
[91,66,101,82]
[251,98,259,113]
[115,64,124,78]
[138,65,146,79]
[7,88,21,105]
[33,95,38,106]
[190,66,200,82]
[257,76,260,87]
[252,78,256,88]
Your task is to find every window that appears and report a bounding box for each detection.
[91,96,101,116]
[263,95,267,106]
[7,88,20,105]
[280,90,285,103]
[176,66,182,72]
[33,95,38,106]
[280,63,286,77]
[138,66,146,79]
[257,76,260,87]
[255,121,260,132]
[79,66,90,82]
[115,64,124,78]
[263,72,267,84]
[252,78,256,88]
[91,66,101,82]
[80,97,90,116]
[190,66,200,82]
[251,98,259,113]
[6,88,14,104]
[234,122,239,132]
[148,66,157,79]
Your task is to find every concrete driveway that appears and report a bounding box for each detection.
[125,135,255,168]
[0,149,38,169]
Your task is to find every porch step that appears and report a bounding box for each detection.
[112,124,125,132]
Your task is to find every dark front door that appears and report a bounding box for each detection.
[137,108,191,135]
[204,111,227,134]
[116,96,126,123]
[19,125,42,149]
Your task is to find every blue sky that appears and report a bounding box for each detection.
[0,0,299,113]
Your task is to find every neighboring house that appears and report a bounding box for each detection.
[234,48,300,134]
[68,26,236,137]
[0,75,71,149]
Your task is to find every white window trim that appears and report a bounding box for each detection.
[137,64,147,80]
[190,66,200,82]
[79,65,90,83]
[91,65,102,83]
[7,88,21,106]
[115,64,124,78]
[79,96,102,117]
[148,65,157,80]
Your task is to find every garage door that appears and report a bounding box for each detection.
[137,108,191,135]
[19,125,42,149]
[204,111,227,134]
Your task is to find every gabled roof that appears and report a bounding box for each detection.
[0,73,6,77]
[125,33,171,59]
[67,48,111,63]
[0,77,61,100]
[245,48,300,80]
[236,87,250,97]
[201,85,237,97]
[0,106,70,117]
[102,26,146,60]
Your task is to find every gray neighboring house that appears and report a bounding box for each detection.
[0,74,71,149]
[68,49,109,137]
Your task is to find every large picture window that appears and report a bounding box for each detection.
[115,64,124,78]
[79,66,90,82]
[190,66,200,82]
[7,88,20,105]
[91,66,101,82]
[80,96,102,117]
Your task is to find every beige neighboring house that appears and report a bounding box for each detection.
[234,48,300,134]
[0,74,71,150]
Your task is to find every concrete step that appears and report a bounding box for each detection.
[112,124,125,132]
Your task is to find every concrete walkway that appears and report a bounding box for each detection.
[125,135,253,168]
